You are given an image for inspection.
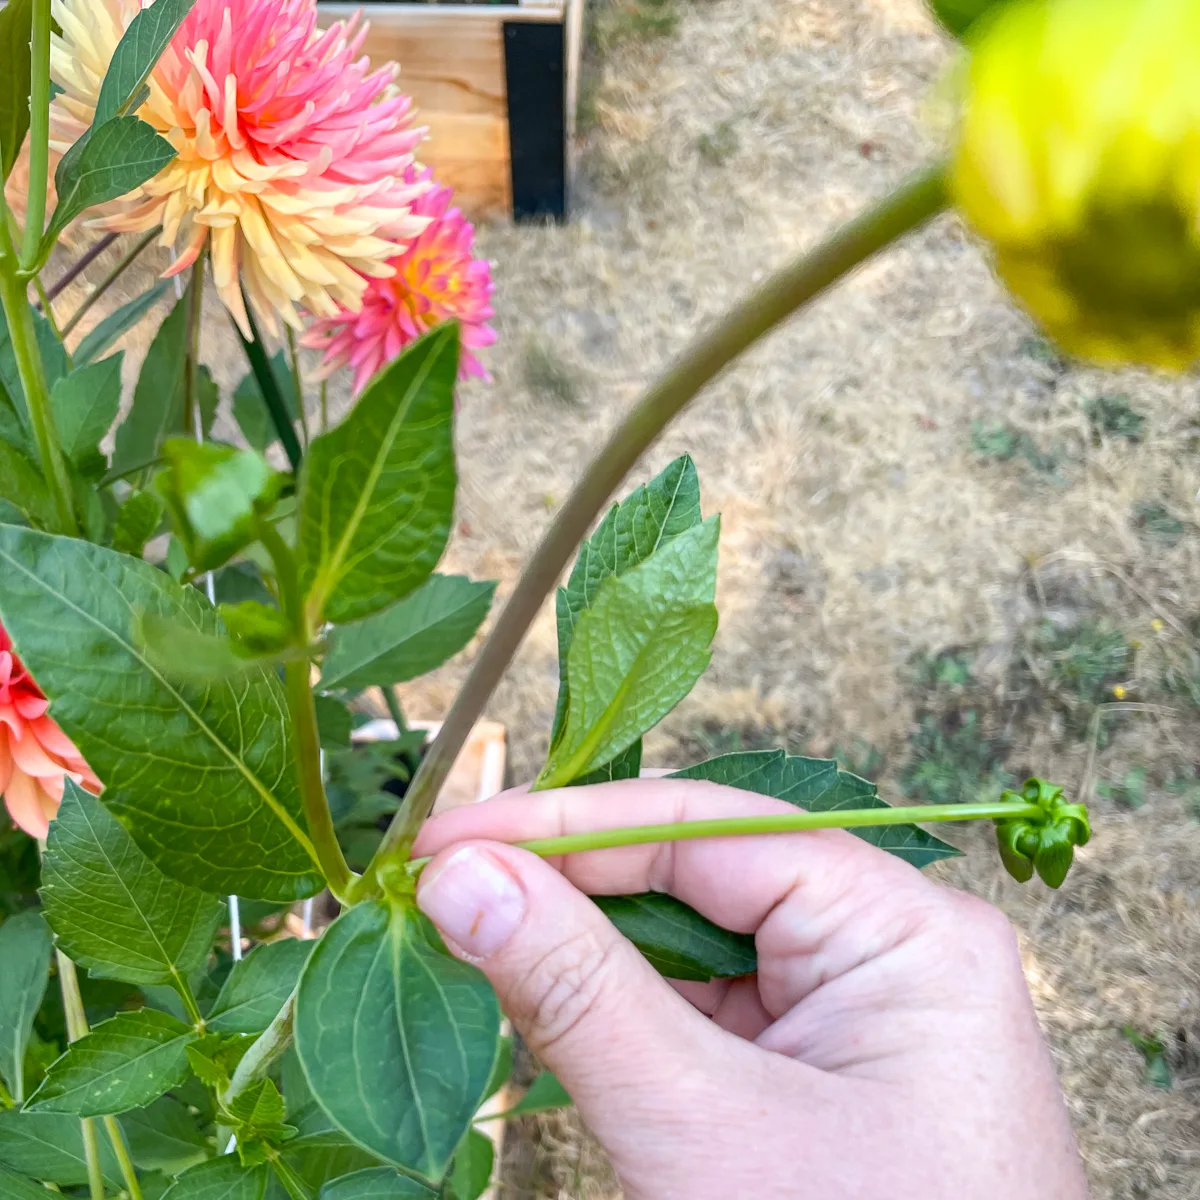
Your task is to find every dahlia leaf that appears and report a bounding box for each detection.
[499,1071,572,1119]
[0,1163,69,1200]
[294,900,501,1182]
[161,1155,270,1200]
[446,1128,493,1200]
[119,1097,208,1174]
[0,0,31,182]
[0,911,52,1104]
[297,323,459,625]
[0,301,69,426]
[74,280,170,367]
[26,1009,196,1117]
[536,518,720,790]
[320,574,496,691]
[47,115,175,245]
[670,750,960,867]
[550,453,702,778]
[40,784,223,985]
[0,1111,122,1187]
[207,939,313,1036]
[49,353,123,465]
[274,1131,385,1191]
[591,894,756,981]
[0,441,58,530]
[112,490,165,558]
[0,528,325,900]
[320,1168,437,1199]
[232,350,299,455]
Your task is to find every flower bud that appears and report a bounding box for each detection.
[993,778,1090,888]
[952,0,1200,370]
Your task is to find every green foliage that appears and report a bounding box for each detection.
[697,119,739,166]
[970,419,1058,473]
[927,0,1008,38]
[321,574,496,691]
[540,516,719,787]
[297,324,459,624]
[0,441,57,529]
[446,1128,493,1200]
[1085,393,1145,443]
[47,116,176,245]
[162,1155,269,1200]
[232,351,300,455]
[121,1097,210,1175]
[593,0,680,51]
[48,355,123,469]
[0,532,323,899]
[0,1110,122,1187]
[1133,501,1185,546]
[40,785,222,987]
[26,1008,197,1116]
[294,900,501,1181]
[1121,1026,1173,1090]
[93,0,197,123]
[0,1161,69,1200]
[208,940,313,1036]
[1095,765,1148,810]
[0,911,52,1104]
[319,1167,436,1198]
[112,490,166,557]
[0,0,31,181]
[522,340,579,406]
[75,281,171,367]
[502,1071,572,1118]
[1039,620,1132,709]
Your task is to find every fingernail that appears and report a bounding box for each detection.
[417,846,526,958]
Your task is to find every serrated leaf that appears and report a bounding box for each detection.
[0,0,32,182]
[138,611,256,683]
[320,1167,436,1199]
[121,1096,208,1174]
[232,352,299,454]
[592,893,756,980]
[47,115,175,244]
[50,353,123,465]
[538,518,719,788]
[75,280,171,367]
[0,529,323,900]
[276,1131,384,1191]
[226,1077,286,1135]
[446,1128,493,1200]
[0,911,53,1103]
[570,741,643,787]
[40,785,224,984]
[94,0,197,123]
[209,940,313,1035]
[163,1155,270,1200]
[294,900,501,1181]
[0,1110,121,1187]
[297,324,458,625]
[670,750,960,868]
[0,441,57,530]
[26,1009,195,1116]
[111,287,191,477]
[504,1071,571,1117]
[113,490,165,557]
[321,574,496,691]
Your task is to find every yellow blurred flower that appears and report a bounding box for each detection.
[1111,685,1127,700]
[952,0,1200,370]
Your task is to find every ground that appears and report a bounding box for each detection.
[50,0,1200,1194]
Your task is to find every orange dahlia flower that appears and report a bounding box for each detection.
[0,621,100,839]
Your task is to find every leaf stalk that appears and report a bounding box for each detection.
[19,0,51,271]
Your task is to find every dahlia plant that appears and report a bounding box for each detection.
[0,0,1191,1195]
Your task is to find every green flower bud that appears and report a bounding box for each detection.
[952,0,1200,371]
[1032,822,1077,889]
[993,778,1090,887]
[995,820,1036,882]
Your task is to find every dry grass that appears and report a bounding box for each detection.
[44,0,1200,1194]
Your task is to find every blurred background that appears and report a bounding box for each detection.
[46,0,1200,1193]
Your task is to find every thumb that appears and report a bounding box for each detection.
[415,841,715,1112]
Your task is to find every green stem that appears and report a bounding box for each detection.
[32,275,66,349]
[233,297,303,472]
[383,686,409,736]
[0,252,79,535]
[60,228,160,337]
[259,516,354,899]
[223,991,295,1110]
[19,0,51,270]
[170,971,205,1030]
[405,802,1042,876]
[182,255,205,437]
[365,165,949,884]
[55,951,106,1200]
[319,380,328,433]
[286,326,308,447]
[103,1116,143,1200]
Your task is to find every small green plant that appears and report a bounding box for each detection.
[697,120,740,166]
[523,339,581,406]
[1095,765,1148,809]
[1121,1026,1173,1090]
[1085,393,1145,443]
[899,711,1013,807]
[593,0,680,52]
[1041,621,1132,709]
[1133,501,1186,546]
[970,420,1058,473]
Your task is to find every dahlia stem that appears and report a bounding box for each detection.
[364,165,949,882]
[222,990,295,1112]
[19,0,52,271]
[103,1116,143,1200]
[55,951,106,1200]
[182,255,206,438]
[286,326,308,446]
[61,228,160,337]
[233,295,303,472]
[0,252,79,536]
[405,801,1042,876]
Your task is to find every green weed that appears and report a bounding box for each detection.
[970,420,1059,473]
[1085,393,1145,443]
[1095,765,1148,809]
[1121,1026,1173,1090]
[1133,502,1185,547]
[593,0,680,52]
[523,341,581,406]
[697,119,739,166]
[898,711,1012,807]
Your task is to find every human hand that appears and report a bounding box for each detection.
[413,779,1088,1200]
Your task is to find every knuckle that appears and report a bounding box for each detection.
[509,929,622,1056]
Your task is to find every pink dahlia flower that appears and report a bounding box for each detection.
[302,166,496,394]
[0,622,100,840]
[49,0,430,337]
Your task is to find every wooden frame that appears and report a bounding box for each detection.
[319,0,582,220]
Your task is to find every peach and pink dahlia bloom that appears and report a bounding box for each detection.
[303,166,496,394]
[48,0,430,336]
[0,622,100,840]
